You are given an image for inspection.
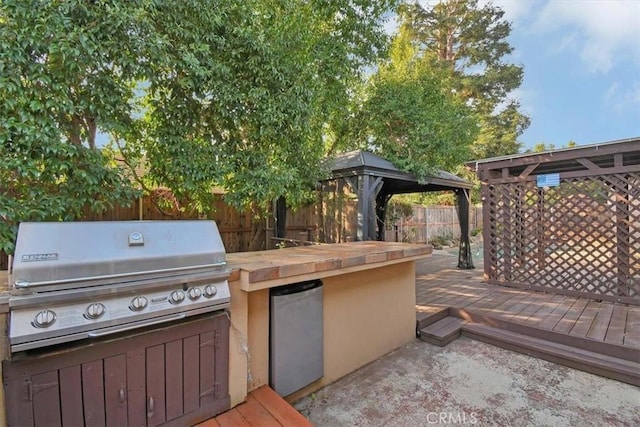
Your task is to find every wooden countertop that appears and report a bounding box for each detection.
[226,241,432,291]
[0,241,432,303]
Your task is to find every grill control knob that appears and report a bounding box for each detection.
[187,287,202,301]
[203,285,218,298]
[129,296,148,311]
[169,290,185,305]
[85,302,106,320]
[33,309,56,328]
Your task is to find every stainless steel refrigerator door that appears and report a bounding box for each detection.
[270,281,323,396]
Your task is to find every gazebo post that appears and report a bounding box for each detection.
[375,192,393,241]
[275,196,286,239]
[356,175,367,241]
[356,174,384,241]
[456,188,474,269]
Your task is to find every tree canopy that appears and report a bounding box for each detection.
[0,0,396,252]
[0,0,142,253]
[340,24,478,178]
[396,0,530,158]
[1,0,534,253]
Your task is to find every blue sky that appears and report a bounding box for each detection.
[485,0,640,150]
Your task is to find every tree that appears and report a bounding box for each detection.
[0,0,143,253]
[137,0,395,249]
[397,0,530,158]
[526,141,579,153]
[340,21,478,179]
[1,0,396,252]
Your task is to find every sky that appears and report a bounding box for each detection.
[480,0,640,150]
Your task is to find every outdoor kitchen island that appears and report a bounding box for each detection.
[225,241,432,407]
[0,240,431,426]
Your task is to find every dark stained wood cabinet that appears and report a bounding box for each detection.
[3,313,230,426]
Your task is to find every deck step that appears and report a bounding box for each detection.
[419,316,467,346]
[416,307,449,336]
[462,322,640,387]
[451,308,640,363]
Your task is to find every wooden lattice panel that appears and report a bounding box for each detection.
[485,172,640,304]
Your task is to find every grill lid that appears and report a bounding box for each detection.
[11,221,227,290]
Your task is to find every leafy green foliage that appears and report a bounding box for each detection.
[473,100,531,159]
[525,141,578,153]
[1,0,395,252]
[387,197,414,222]
[134,0,396,246]
[343,24,478,179]
[0,0,141,253]
[397,0,530,158]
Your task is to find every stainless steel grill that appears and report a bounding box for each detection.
[8,221,231,352]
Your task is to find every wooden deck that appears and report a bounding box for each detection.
[415,256,640,385]
[195,386,313,427]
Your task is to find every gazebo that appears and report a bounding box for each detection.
[324,150,475,269]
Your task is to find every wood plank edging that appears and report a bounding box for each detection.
[449,307,639,362]
[462,323,640,387]
[416,307,450,331]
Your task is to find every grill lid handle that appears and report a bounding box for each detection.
[14,279,30,288]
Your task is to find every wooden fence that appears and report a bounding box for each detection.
[0,192,351,270]
[385,205,482,244]
[316,180,359,244]
[1,192,473,268]
[79,193,349,252]
[80,195,293,253]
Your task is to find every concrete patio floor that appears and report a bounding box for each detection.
[295,336,639,426]
[294,250,640,427]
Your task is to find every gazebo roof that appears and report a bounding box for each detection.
[328,150,472,193]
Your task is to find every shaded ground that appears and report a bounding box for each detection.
[294,250,640,427]
[295,337,639,427]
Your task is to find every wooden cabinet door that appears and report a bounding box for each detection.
[104,354,128,426]
[3,313,230,427]
[31,370,62,426]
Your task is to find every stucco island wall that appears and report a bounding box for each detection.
[225,241,432,407]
